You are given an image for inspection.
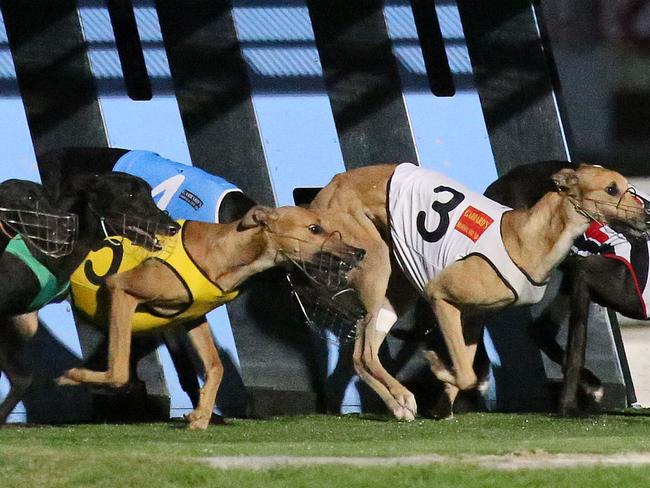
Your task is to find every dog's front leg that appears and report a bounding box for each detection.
[351,235,417,420]
[184,318,223,430]
[361,299,418,420]
[559,264,593,417]
[351,318,409,419]
[559,256,638,415]
[58,275,137,388]
[0,313,37,423]
[424,258,517,417]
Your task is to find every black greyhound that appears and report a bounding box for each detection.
[38,147,256,224]
[0,170,179,423]
[0,179,76,256]
[484,160,648,415]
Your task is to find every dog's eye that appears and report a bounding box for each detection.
[128,192,134,199]
[605,184,619,196]
[308,224,323,235]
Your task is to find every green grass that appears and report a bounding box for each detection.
[3,412,650,487]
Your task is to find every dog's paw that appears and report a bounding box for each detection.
[188,420,209,430]
[430,394,454,420]
[422,350,456,385]
[185,411,210,430]
[55,370,81,386]
[431,407,454,421]
[390,402,416,422]
[476,379,490,396]
[582,384,604,404]
[557,401,583,418]
[400,407,416,422]
[390,405,411,421]
[393,390,417,421]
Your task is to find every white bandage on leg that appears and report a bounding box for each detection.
[375,304,398,333]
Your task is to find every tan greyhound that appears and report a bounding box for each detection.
[55,205,364,429]
[310,162,648,420]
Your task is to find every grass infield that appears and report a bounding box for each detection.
[3,412,650,487]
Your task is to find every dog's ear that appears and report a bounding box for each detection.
[238,205,279,230]
[55,173,101,213]
[552,168,580,196]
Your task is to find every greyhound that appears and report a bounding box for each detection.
[37,147,257,225]
[484,160,650,416]
[55,205,365,429]
[310,162,648,421]
[0,171,179,423]
[35,146,258,422]
[0,179,77,257]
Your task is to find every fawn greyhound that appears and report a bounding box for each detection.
[485,160,650,416]
[310,162,648,420]
[0,172,179,423]
[58,205,364,429]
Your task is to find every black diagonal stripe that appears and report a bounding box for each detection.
[155,0,273,207]
[410,0,455,97]
[156,1,322,412]
[307,0,418,169]
[1,0,107,152]
[107,0,152,101]
[456,0,569,172]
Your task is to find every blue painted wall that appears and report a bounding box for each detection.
[0,0,600,421]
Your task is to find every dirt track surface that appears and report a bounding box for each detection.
[204,452,650,470]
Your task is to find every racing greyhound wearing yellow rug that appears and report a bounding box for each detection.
[58,205,364,430]
[310,162,648,420]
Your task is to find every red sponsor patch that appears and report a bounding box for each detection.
[584,222,609,244]
[454,206,494,242]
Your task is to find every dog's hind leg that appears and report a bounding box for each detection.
[162,329,201,407]
[0,313,37,423]
[184,318,223,430]
[422,258,516,416]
